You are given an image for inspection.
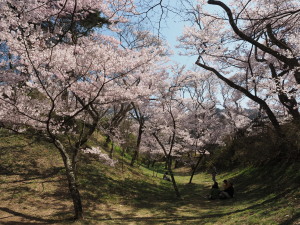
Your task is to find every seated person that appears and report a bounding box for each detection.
[163,172,171,181]
[208,182,221,200]
[219,180,234,199]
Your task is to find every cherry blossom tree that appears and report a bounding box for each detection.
[178,0,300,136]
[139,66,221,194]
[95,28,165,158]
[113,28,170,166]
[176,69,226,183]
[0,0,169,219]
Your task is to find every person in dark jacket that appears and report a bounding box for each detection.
[219,180,234,199]
[208,182,221,200]
[163,172,171,181]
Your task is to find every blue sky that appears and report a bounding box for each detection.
[161,18,195,66]
[156,1,220,67]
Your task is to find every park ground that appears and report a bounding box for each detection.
[0,131,300,225]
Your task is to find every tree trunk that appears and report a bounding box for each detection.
[63,155,83,220]
[105,134,110,148]
[189,154,204,184]
[130,149,139,166]
[67,172,83,220]
[153,133,181,198]
[53,140,83,220]
[109,141,114,159]
[130,120,144,166]
[147,159,151,168]
[167,158,181,198]
[174,159,179,169]
[121,148,125,172]
[151,160,156,167]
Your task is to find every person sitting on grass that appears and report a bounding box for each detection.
[219,180,234,199]
[208,182,221,200]
[163,172,171,181]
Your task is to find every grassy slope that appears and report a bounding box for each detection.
[0,130,299,225]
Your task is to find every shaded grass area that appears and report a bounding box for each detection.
[0,130,299,224]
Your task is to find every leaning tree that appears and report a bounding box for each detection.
[178,0,300,135]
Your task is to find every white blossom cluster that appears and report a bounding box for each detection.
[82,147,117,167]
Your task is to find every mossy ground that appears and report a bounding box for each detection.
[0,130,299,224]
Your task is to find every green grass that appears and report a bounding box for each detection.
[0,130,299,224]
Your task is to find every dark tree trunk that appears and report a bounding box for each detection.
[130,119,144,166]
[53,140,84,220]
[174,159,180,169]
[105,134,110,148]
[147,159,151,168]
[62,155,83,220]
[121,148,126,172]
[167,158,181,198]
[189,154,204,184]
[68,174,83,220]
[153,133,181,198]
[109,141,114,159]
[151,160,156,167]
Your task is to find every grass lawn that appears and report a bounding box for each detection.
[0,131,299,224]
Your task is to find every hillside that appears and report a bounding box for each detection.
[0,129,300,225]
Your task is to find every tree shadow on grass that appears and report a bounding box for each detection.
[279,212,300,225]
[0,207,72,224]
[0,167,64,182]
[0,137,61,178]
[85,214,225,224]
[0,191,293,225]
[79,164,225,223]
[80,171,178,206]
[81,191,297,225]
[79,163,204,210]
[1,162,72,223]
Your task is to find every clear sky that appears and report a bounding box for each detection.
[153,0,220,67]
[161,18,195,66]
